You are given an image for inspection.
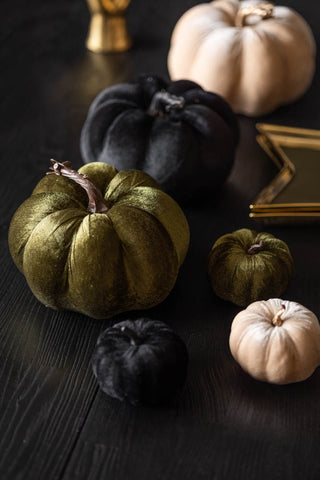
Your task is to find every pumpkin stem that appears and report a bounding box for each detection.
[147,90,185,117]
[47,159,111,214]
[272,304,286,327]
[121,326,142,346]
[247,240,265,255]
[235,3,274,28]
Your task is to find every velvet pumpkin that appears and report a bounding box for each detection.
[208,228,294,306]
[8,160,190,319]
[230,299,320,384]
[168,0,316,116]
[92,318,189,405]
[80,74,239,200]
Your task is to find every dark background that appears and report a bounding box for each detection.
[1,1,320,479]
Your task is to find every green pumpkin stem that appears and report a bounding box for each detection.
[120,326,142,346]
[272,304,286,327]
[47,159,111,214]
[247,240,265,255]
[147,90,185,117]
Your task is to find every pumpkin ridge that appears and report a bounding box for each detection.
[81,99,139,161]
[182,89,239,143]
[263,327,277,376]
[87,83,142,112]
[38,192,88,211]
[275,249,294,280]
[195,27,243,107]
[105,170,161,203]
[30,191,88,212]
[114,191,189,265]
[62,214,130,318]
[107,182,156,202]
[92,98,139,114]
[269,9,313,46]
[100,212,132,306]
[144,117,197,186]
[266,326,299,383]
[101,107,150,170]
[285,319,320,377]
[22,210,86,309]
[107,206,179,310]
[263,240,294,281]
[228,28,245,107]
[111,202,179,267]
[21,207,87,273]
[59,214,100,308]
[9,192,84,269]
[32,179,89,209]
[258,26,290,102]
[216,1,238,26]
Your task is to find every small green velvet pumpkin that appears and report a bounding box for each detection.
[208,228,294,307]
[8,160,190,319]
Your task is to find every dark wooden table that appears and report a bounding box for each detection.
[1,1,320,479]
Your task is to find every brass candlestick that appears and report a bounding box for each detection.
[86,0,132,53]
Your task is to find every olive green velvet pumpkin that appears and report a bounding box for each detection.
[8,160,190,319]
[208,228,294,307]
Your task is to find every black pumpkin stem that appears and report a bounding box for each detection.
[47,159,111,214]
[147,90,185,117]
[247,240,265,255]
[120,326,142,346]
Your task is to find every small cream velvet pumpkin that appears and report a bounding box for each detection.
[229,299,320,384]
[168,0,316,116]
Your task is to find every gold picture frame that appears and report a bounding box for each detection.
[250,123,320,224]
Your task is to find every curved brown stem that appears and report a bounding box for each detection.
[272,304,286,327]
[247,240,265,255]
[235,3,274,28]
[47,159,111,214]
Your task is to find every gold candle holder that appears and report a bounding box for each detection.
[86,0,132,53]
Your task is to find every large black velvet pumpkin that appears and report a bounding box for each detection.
[80,74,239,200]
[92,318,189,405]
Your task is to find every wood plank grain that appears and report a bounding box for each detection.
[62,388,320,480]
[0,259,104,479]
[2,0,320,479]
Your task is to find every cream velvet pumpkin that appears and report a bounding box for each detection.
[168,0,316,116]
[229,299,320,384]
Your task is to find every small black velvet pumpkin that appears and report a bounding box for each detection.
[92,319,188,405]
[80,74,239,200]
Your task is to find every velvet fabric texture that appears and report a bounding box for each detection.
[80,74,239,201]
[208,228,294,307]
[8,162,190,319]
[168,0,316,116]
[229,299,320,384]
[92,318,189,405]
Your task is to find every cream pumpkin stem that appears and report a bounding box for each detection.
[235,3,274,28]
[272,304,286,327]
[47,159,111,214]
